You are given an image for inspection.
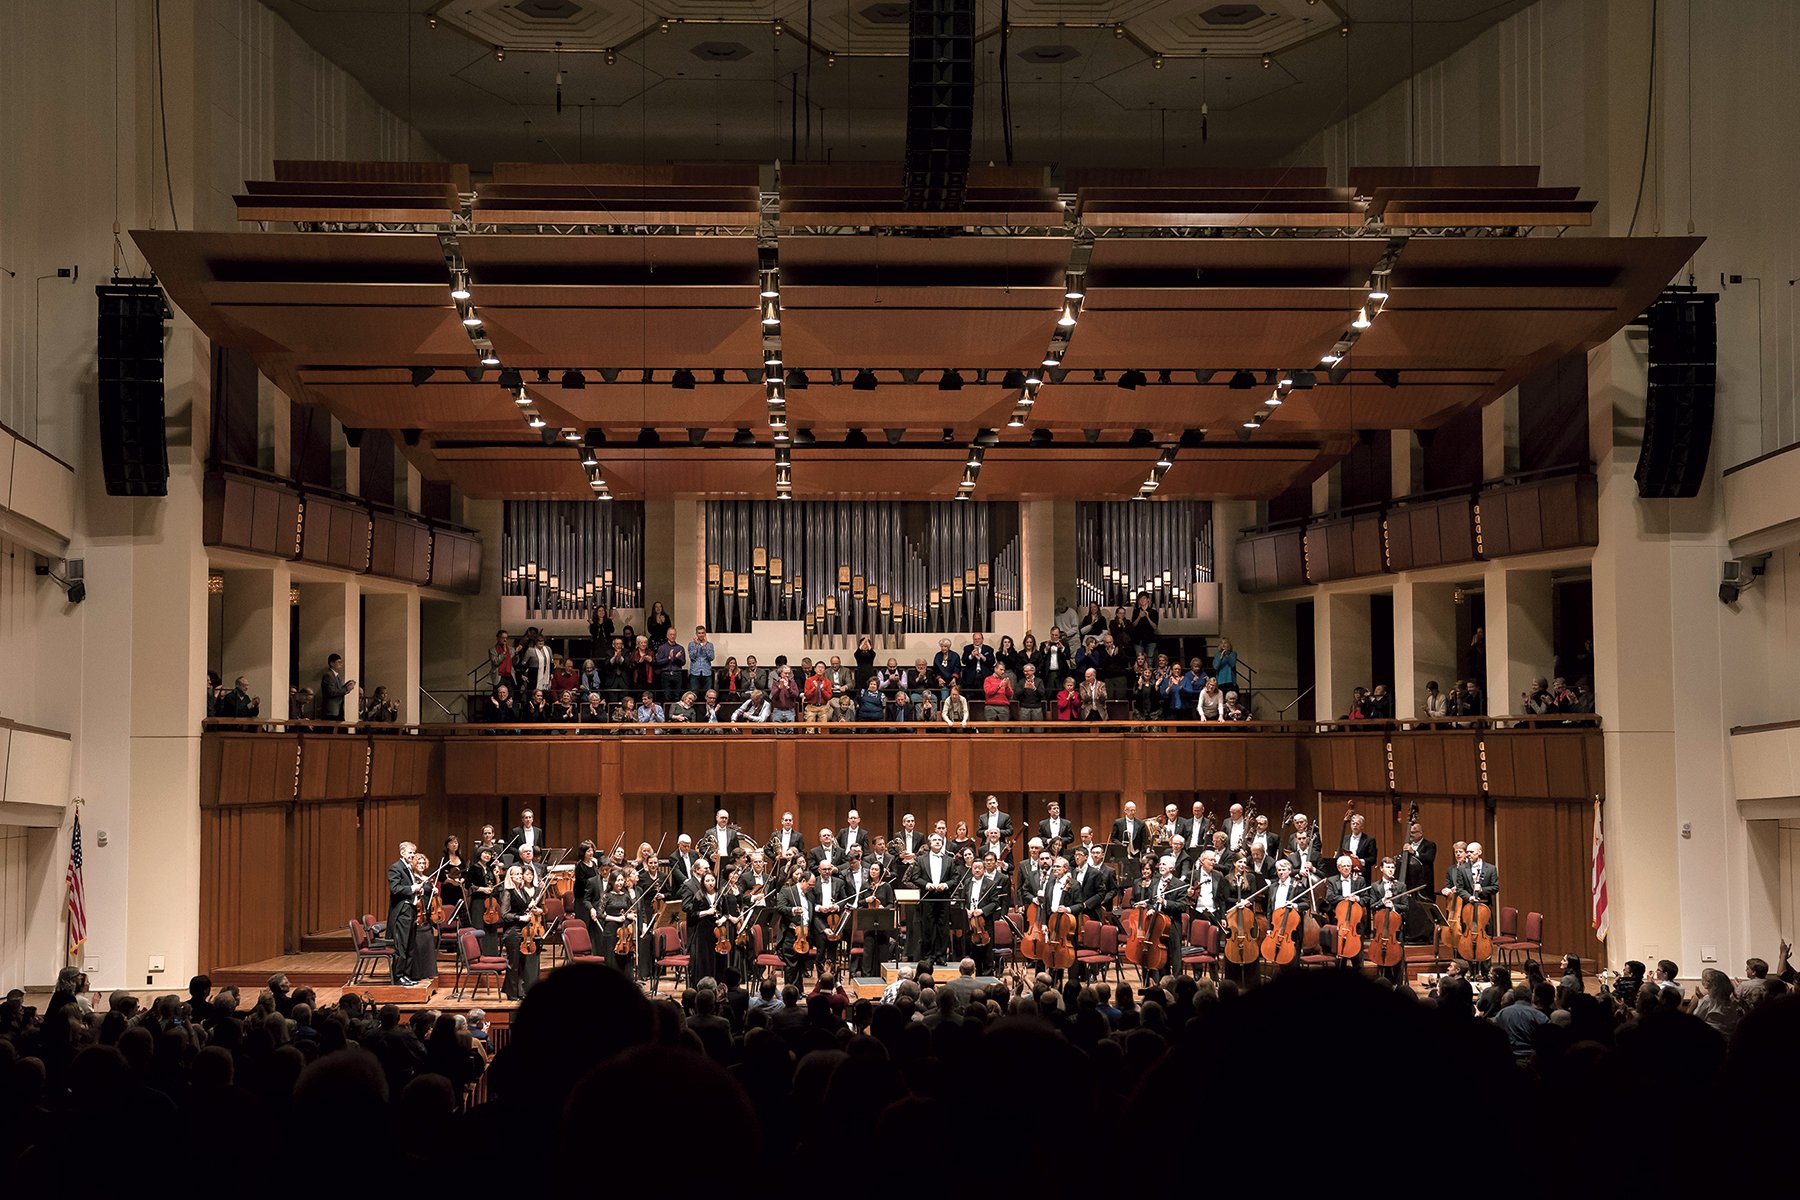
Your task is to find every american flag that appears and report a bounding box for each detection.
[66,813,87,961]
[1591,798,1609,942]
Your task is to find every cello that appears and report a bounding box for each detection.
[1121,876,1183,974]
[1223,881,1270,967]
[1457,880,1493,962]
[1332,882,1370,962]
[1261,900,1303,966]
[1369,882,1429,972]
[1039,907,1078,971]
[1015,905,1041,963]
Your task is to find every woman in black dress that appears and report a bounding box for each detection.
[438,835,465,920]
[409,852,440,982]
[853,635,876,687]
[573,840,605,945]
[684,868,728,982]
[467,847,503,953]
[626,865,659,985]
[949,821,977,861]
[500,865,541,1000]
[645,601,673,647]
[600,870,636,974]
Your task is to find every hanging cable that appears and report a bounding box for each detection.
[1000,0,1014,166]
[1627,0,1660,236]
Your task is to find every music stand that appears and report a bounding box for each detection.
[1104,842,1136,872]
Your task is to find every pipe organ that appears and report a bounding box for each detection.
[500,501,646,619]
[1074,501,1213,617]
[705,501,1020,639]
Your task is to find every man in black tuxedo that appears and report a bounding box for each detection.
[1246,842,1278,884]
[808,829,844,871]
[809,861,850,975]
[768,811,806,858]
[1030,857,1083,982]
[507,808,544,863]
[1111,801,1148,857]
[958,858,1002,974]
[1266,858,1310,921]
[1187,849,1227,931]
[1368,857,1412,981]
[977,794,1012,843]
[777,870,818,984]
[838,809,871,859]
[1451,841,1500,973]
[1320,855,1370,962]
[908,834,960,965]
[668,835,702,898]
[704,808,744,868]
[890,813,924,868]
[1133,856,1188,972]
[1339,811,1378,871]
[1037,800,1073,847]
[1180,800,1212,856]
[1398,820,1438,942]
[386,841,422,986]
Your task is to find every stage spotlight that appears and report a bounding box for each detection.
[731,427,757,447]
[1375,368,1401,388]
[1128,428,1154,446]
[1290,370,1316,390]
[793,428,817,446]
[939,368,964,391]
[686,428,707,445]
[885,428,906,445]
[497,367,523,391]
[844,428,870,447]
[561,369,587,390]
[671,368,696,391]
[1228,370,1257,390]
[409,366,436,387]
[1117,369,1148,391]
[1029,428,1053,446]
[1001,369,1026,390]
[785,368,810,389]
[852,368,878,392]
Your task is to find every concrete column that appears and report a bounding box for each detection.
[1047,498,1077,622]
[670,498,704,638]
[642,497,677,624]
[1390,431,1417,498]
[1484,565,1555,712]
[295,580,359,717]
[1395,580,1459,719]
[218,564,290,718]
[1316,593,1372,720]
[361,589,419,721]
[1021,499,1057,633]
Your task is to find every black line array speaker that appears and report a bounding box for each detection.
[96,278,172,497]
[1634,289,1718,499]
[903,0,975,211]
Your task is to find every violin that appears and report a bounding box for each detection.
[792,913,812,957]
[427,879,445,927]
[482,888,502,928]
[614,907,636,958]
[519,897,546,956]
[968,903,990,946]
[714,912,734,956]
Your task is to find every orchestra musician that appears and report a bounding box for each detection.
[958,858,1001,974]
[980,825,1013,870]
[573,840,605,945]
[1135,855,1187,972]
[1033,856,1081,981]
[858,860,897,976]
[768,811,806,858]
[507,808,544,863]
[1187,849,1226,929]
[600,869,636,973]
[838,809,870,858]
[1340,812,1377,869]
[1323,854,1369,965]
[1451,841,1500,972]
[978,795,1013,842]
[1112,801,1149,857]
[1038,800,1074,847]
[1178,801,1211,860]
[515,845,544,892]
[1223,856,1263,985]
[669,835,701,896]
[1249,811,1275,854]
[778,868,818,983]
[684,866,730,981]
[706,809,745,868]
[891,813,924,866]
[408,851,438,982]
[1399,821,1438,942]
[810,859,848,975]
[467,846,503,952]
[1368,857,1411,982]
[908,834,960,964]
[500,864,540,1000]
[1222,802,1248,852]
[808,829,844,871]
[386,841,422,987]
[438,835,465,915]
[1265,857,1310,959]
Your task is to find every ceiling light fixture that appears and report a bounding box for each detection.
[527,412,546,428]
[408,366,435,387]
[497,367,522,391]
[1353,306,1371,329]
[852,368,878,392]
[939,368,964,391]
[1228,369,1257,390]
[561,369,586,389]
[1057,303,1078,327]
[785,368,809,389]
[1006,413,1026,428]
[461,312,482,327]
[1117,369,1148,391]
[1001,369,1026,390]
[671,368,696,391]
[481,351,500,366]
[514,389,531,406]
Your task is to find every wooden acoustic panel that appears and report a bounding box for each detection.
[297,735,368,802]
[1306,512,1387,582]
[429,529,483,593]
[202,734,299,807]
[1478,474,1599,557]
[200,805,290,970]
[367,512,432,585]
[298,495,372,573]
[1234,527,1308,593]
[204,472,300,557]
[1385,494,1478,572]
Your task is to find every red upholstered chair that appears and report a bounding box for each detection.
[363,913,391,946]
[1076,922,1119,981]
[1501,910,1544,968]
[654,925,691,987]
[1299,923,1338,968]
[563,920,598,961]
[348,919,395,984]
[1181,918,1219,978]
[750,924,784,983]
[452,928,506,1001]
[1491,906,1520,959]
[540,896,568,969]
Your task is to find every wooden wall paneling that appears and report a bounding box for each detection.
[1582,732,1605,800]
[296,800,362,939]
[1541,733,1590,799]
[443,740,500,797]
[1479,735,1514,798]
[209,735,299,806]
[298,734,369,801]
[670,739,727,795]
[1141,737,1195,792]
[792,739,848,796]
[1071,738,1125,794]
[1495,797,1603,963]
[495,739,552,796]
[1192,737,1247,791]
[1242,737,1296,791]
[898,739,951,794]
[621,795,679,854]
[1019,738,1074,794]
[363,798,423,930]
[620,740,674,794]
[968,737,1024,794]
[1306,736,1339,790]
[546,738,605,795]
[726,739,779,793]
[201,806,290,969]
[368,737,431,798]
[1443,735,1483,795]
[845,739,902,794]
